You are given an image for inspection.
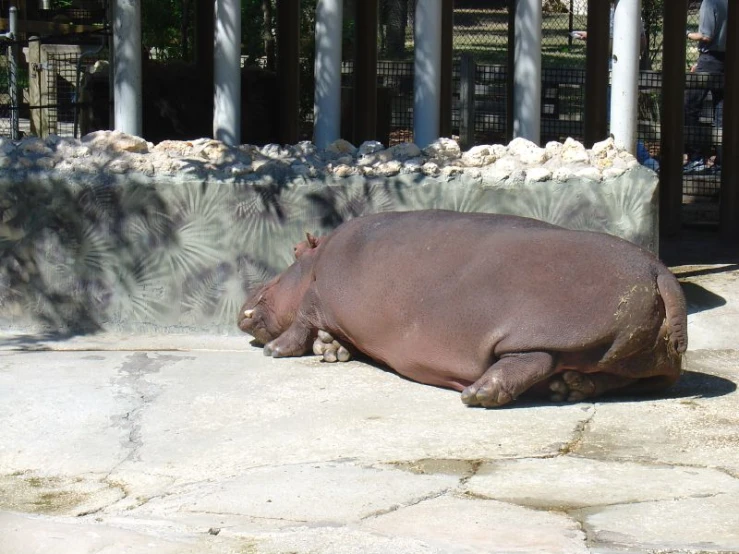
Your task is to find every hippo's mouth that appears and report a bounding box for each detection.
[238,307,274,345]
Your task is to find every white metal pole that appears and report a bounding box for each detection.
[113,0,142,136]
[513,0,542,144]
[413,0,442,148]
[8,5,19,140]
[610,0,641,154]
[213,0,242,145]
[313,0,343,148]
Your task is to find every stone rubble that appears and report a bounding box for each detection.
[0,131,641,183]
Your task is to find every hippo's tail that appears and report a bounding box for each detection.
[657,271,688,354]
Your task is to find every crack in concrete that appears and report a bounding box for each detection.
[106,353,192,474]
[359,488,452,521]
[182,508,312,526]
[558,405,597,456]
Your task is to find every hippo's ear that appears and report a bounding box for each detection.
[306,232,319,249]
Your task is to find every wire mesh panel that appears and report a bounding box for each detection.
[540,67,586,143]
[541,0,588,68]
[452,2,508,64]
[636,70,661,170]
[0,44,10,137]
[0,36,25,140]
[377,60,415,144]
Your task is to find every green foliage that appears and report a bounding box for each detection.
[142,0,191,59]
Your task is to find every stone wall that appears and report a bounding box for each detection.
[0,131,658,335]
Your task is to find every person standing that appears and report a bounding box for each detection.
[684,0,728,174]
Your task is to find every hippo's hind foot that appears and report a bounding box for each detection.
[312,330,352,363]
[549,371,640,402]
[549,370,681,402]
[461,352,556,408]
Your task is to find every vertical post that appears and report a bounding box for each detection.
[506,0,515,142]
[439,0,453,138]
[459,52,476,150]
[313,0,343,148]
[610,0,641,154]
[659,0,687,237]
[113,0,143,136]
[414,0,442,148]
[720,0,739,243]
[513,0,541,144]
[8,5,19,140]
[568,0,574,47]
[584,0,610,147]
[27,39,45,137]
[353,0,378,144]
[214,0,241,145]
[277,0,300,144]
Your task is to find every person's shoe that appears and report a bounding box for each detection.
[683,159,706,174]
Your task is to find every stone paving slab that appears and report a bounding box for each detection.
[0,263,738,553]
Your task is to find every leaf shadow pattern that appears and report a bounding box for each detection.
[1,167,659,335]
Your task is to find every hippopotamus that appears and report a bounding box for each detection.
[238,210,687,408]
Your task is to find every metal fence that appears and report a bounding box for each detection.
[0,2,724,211]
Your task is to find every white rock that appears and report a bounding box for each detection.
[423,137,461,160]
[81,130,149,153]
[507,137,540,159]
[261,143,293,159]
[461,145,499,167]
[440,165,464,179]
[34,157,56,170]
[228,162,254,176]
[294,141,317,157]
[602,167,627,179]
[376,160,402,177]
[403,157,425,172]
[332,164,356,178]
[545,141,563,157]
[561,137,589,164]
[575,167,603,181]
[389,142,422,160]
[326,139,357,156]
[153,140,196,157]
[422,161,441,177]
[591,136,617,157]
[19,137,53,157]
[525,167,552,182]
[520,147,548,166]
[358,140,385,156]
[196,140,238,164]
[492,156,518,174]
[553,166,575,181]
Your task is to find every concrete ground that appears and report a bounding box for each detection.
[1,230,738,554]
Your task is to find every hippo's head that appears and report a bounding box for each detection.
[238,235,322,344]
[238,277,287,345]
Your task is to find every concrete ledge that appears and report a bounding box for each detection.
[0,134,658,335]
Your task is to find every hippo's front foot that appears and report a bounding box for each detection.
[312,330,352,363]
[263,321,312,358]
